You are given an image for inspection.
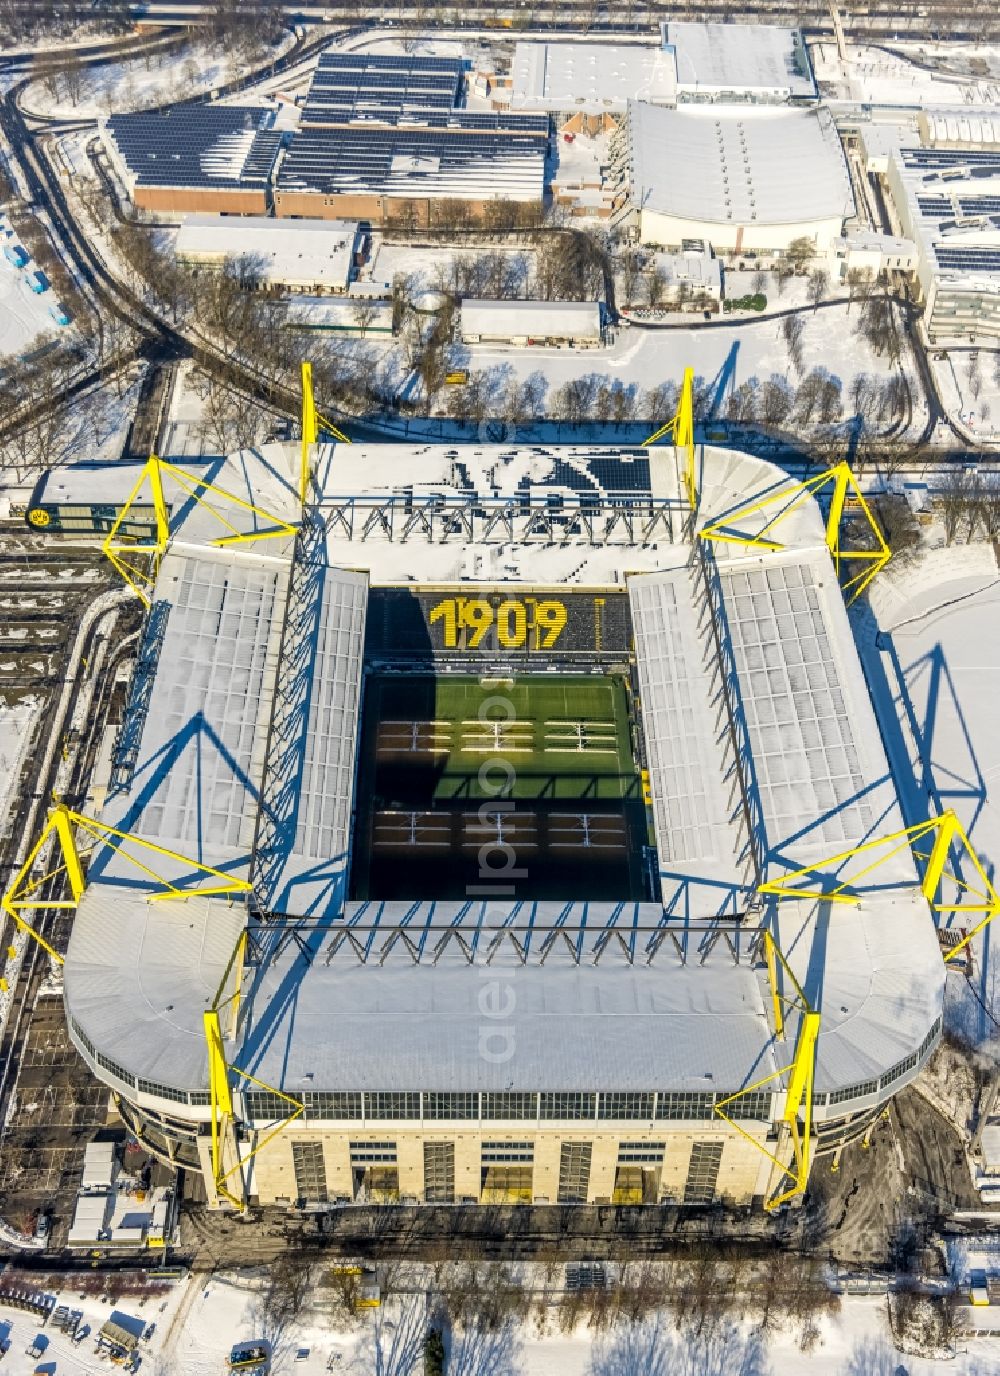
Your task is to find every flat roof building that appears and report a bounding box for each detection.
[662,21,816,104]
[865,129,1000,343]
[612,104,853,253]
[459,298,602,346]
[301,51,464,126]
[274,124,546,224]
[102,107,281,216]
[511,41,677,116]
[175,214,358,293]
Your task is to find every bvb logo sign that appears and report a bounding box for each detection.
[28,508,51,528]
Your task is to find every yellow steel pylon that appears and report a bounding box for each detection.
[698,461,891,605]
[715,931,820,1210]
[102,455,299,608]
[644,366,696,511]
[0,804,253,969]
[758,810,1000,964]
[300,361,351,511]
[203,1006,304,1211]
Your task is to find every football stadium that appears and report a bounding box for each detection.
[6,376,965,1213]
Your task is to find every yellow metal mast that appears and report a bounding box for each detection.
[300,360,351,512]
[644,366,697,511]
[102,455,299,607]
[714,930,820,1210]
[1,805,253,976]
[698,461,891,605]
[759,809,1000,963]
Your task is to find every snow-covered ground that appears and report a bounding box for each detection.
[20,31,295,120]
[1,1273,997,1376]
[811,40,1000,105]
[866,543,1000,1051]
[932,351,1000,445]
[0,249,60,360]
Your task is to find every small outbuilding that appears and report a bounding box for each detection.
[460,298,602,347]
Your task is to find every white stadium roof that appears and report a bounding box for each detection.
[626,103,854,227]
[61,438,944,1120]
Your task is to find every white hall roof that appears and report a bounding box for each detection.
[511,41,677,114]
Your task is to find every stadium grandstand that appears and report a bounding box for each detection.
[7,386,970,1214]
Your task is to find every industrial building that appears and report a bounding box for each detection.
[509,24,814,118]
[862,123,1000,344]
[9,388,972,1215]
[103,52,547,224]
[101,107,282,216]
[301,50,465,126]
[273,120,546,224]
[510,41,677,117]
[611,103,854,253]
[459,298,602,346]
[661,21,817,104]
[175,215,359,293]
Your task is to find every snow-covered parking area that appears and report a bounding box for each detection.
[0,251,57,360]
[2,1269,999,1376]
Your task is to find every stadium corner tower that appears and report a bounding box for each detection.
[55,434,943,1212]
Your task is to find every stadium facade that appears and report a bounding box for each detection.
[19,429,949,1212]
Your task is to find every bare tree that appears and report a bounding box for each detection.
[807,268,829,311]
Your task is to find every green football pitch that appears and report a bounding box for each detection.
[350,673,648,902]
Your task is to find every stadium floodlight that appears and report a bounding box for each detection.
[102,454,299,608]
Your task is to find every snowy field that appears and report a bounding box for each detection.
[2,1274,998,1376]
[0,251,59,360]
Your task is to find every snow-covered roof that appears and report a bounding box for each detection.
[921,109,1000,148]
[59,439,944,1121]
[662,21,816,101]
[626,103,854,227]
[460,298,601,340]
[175,214,357,291]
[510,41,677,114]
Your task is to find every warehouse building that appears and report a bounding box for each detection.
[661,21,816,104]
[102,107,282,216]
[459,298,602,346]
[863,128,1000,344]
[29,431,949,1214]
[510,41,677,117]
[611,103,854,254]
[274,121,546,224]
[300,51,465,126]
[175,215,359,293]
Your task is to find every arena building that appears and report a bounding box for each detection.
[14,422,954,1214]
[610,103,854,253]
